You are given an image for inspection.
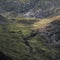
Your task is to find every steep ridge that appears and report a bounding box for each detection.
[33,16,60,29]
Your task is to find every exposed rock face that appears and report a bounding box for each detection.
[0,0,60,18]
[39,20,60,46]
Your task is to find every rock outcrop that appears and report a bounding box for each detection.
[39,19,60,46]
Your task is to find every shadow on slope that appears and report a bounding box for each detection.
[0,51,13,60]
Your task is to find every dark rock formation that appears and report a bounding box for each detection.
[39,20,60,46]
[0,0,60,18]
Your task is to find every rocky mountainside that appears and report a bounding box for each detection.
[0,15,60,60]
[0,0,60,60]
[0,0,60,18]
[33,16,60,46]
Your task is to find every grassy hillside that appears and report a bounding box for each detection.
[0,15,60,60]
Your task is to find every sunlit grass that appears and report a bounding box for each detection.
[33,16,60,29]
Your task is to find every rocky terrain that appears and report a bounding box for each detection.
[0,14,60,60]
[0,0,60,60]
[44,20,60,46]
[0,0,60,18]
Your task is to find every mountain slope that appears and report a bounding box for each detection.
[0,15,60,60]
[0,0,60,18]
[0,0,60,60]
[33,16,60,46]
